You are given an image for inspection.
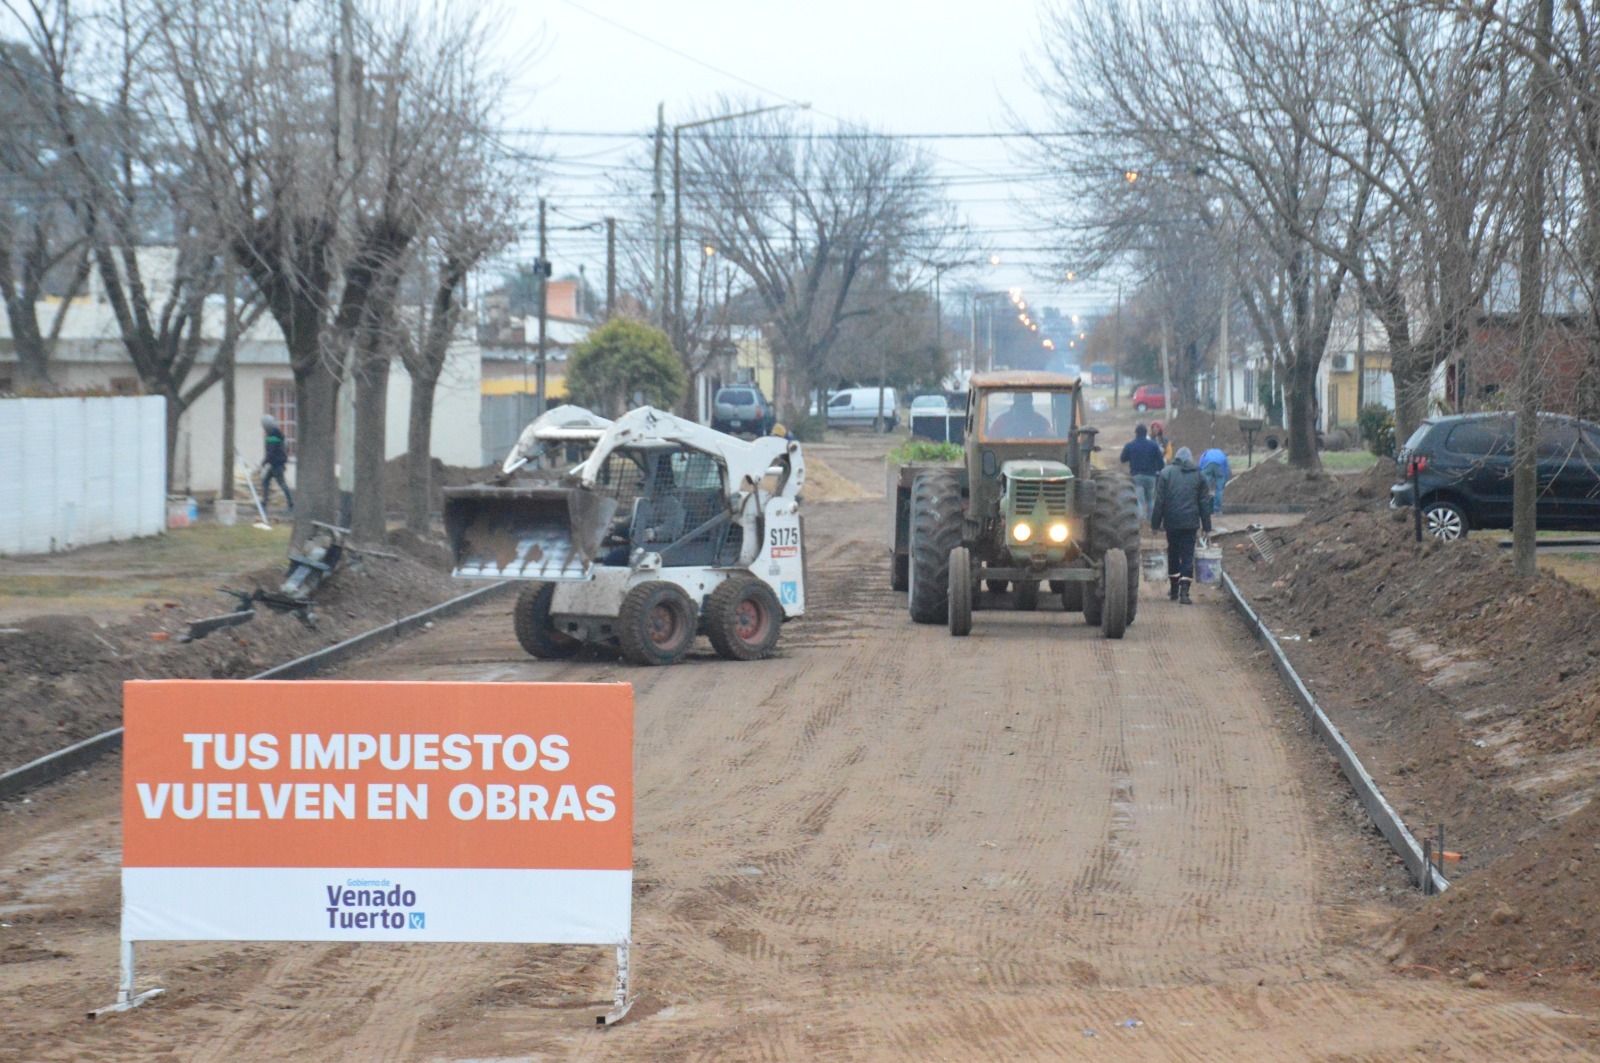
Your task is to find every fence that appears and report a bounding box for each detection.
[0,395,167,555]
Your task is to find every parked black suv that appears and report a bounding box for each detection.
[1390,412,1600,539]
[711,386,774,436]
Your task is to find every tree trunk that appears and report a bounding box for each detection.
[293,355,342,548]
[351,352,391,544]
[1285,352,1320,469]
[405,371,439,534]
[164,389,184,493]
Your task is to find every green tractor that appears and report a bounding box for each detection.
[889,371,1140,638]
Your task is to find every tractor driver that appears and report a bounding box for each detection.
[988,392,1054,440]
[633,457,687,545]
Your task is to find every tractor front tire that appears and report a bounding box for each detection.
[1101,548,1129,639]
[908,469,965,624]
[618,581,698,666]
[948,546,973,636]
[513,583,583,660]
[1090,471,1142,624]
[706,576,783,661]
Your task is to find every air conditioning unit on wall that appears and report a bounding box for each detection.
[1329,353,1353,373]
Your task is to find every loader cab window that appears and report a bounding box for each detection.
[981,391,1073,442]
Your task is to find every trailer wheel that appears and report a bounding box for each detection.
[948,547,973,636]
[512,583,583,660]
[1014,580,1040,611]
[1057,579,1085,612]
[1101,548,1129,639]
[706,576,783,661]
[618,582,697,666]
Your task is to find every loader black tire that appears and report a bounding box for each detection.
[1089,471,1142,625]
[618,581,698,666]
[908,469,964,624]
[948,546,973,636]
[512,583,583,660]
[1101,548,1129,639]
[706,576,783,661]
[891,552,909,592]
[1014,580,1039,611]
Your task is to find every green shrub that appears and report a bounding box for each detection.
[888,440,963,464]
[1358,403,1396,457]
[785,414,828,442]
[565,318,686,415]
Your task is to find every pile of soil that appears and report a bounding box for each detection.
[0,529,464,773]
[803,454,872,503]
[1225,458,1347,508]
[383,456,499,518]
[1164,409,1247,455]
[1236,495,1600,980]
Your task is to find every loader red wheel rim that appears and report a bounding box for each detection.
[647,603,682,646]
[733,596,770,644]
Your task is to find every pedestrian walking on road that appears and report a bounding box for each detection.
[260,415,293,512]
[1151,445,1212,604]
[1198,446,1230,515]
[1149,419,1173,463]
[1119,423,1165,524]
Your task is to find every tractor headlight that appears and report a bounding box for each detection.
[1048,522,1070,543]
[1012,523,1032,543]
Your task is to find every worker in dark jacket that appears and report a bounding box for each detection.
[260,415,292,512]
[1119,423,1166,524]
[1150,446,1212,604]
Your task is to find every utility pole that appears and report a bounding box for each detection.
[1160,313,1173,417]
[652,103,666,328]
[536,198,549,414]
[605,216,617,319]
[1355,301,1366,430]
[672,125,684,354]
[1114,282,1123,409]
[1220,277,1231,413]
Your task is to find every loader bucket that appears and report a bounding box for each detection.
[442,484,618,581]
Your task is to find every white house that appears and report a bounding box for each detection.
[0,249,482,494]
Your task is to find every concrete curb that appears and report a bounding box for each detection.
[1222,571,1449,894]
[0,581,513,801]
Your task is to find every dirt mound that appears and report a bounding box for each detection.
[1226,458,1345,508]
[1245,505,1600,978]
[0,548,464,773]
[802,454,872,502]
[1164,409,1247,455]
[383,456,499,517]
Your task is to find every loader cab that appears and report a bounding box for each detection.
[591,444,739,567]
[965,372,1086,526]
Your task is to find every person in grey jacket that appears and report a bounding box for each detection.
[1150,446,1212,604]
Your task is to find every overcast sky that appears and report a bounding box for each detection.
[493,0,1112,325]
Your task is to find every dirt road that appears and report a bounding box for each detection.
[2,437,1594,1059]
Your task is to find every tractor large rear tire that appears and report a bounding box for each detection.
[908,469,964,624]
[1090,472,1142,625]
[705,575,784,661]
[618,581,698,666]
[513,583,583,660]
[1101,548,1129,639]
[948,546,973,636]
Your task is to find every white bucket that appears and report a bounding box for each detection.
[1142,550,1167,583]
[214,498,238,527]
[1196,543,1223,585]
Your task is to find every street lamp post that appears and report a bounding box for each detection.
[672,102,809,408]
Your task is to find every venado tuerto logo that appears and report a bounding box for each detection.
[325,877,425,931]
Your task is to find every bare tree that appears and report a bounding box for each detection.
[680,103,964,419]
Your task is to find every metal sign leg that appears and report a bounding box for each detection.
[88,941,165,1019]
[598,942,635,1026]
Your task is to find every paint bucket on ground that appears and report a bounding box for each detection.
[1196,542,1223,585]
[1142,550,1167,583]
[214,498,238,527]
[166,495,197,529]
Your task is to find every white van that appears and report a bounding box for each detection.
[815,386,899,430]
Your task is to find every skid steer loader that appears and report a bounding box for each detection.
[444,406,807,666]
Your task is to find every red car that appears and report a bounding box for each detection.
[1131,385,1166,411]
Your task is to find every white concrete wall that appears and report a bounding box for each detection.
[0,395,166,554]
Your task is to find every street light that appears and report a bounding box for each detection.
[672,102,809,362]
